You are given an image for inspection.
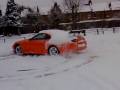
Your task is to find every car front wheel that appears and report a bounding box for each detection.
[48,46,60,56]
[15,45,23,55]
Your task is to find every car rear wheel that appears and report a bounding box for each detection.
[15,45,23,55]
[48,46,60,56]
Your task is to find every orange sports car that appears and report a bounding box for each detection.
[12,30,87,55]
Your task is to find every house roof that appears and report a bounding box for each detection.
[81,1,120,12]
[39,1,120,14]
[39,1,120,15]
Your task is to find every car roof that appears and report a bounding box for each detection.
[39,29,70,44]
[39,29,68,35]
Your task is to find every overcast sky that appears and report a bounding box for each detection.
[0,0,119,13]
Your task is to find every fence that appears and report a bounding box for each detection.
[0,27,120,43]
[85,27,120,35]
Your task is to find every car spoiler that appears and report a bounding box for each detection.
[69,30,86,36]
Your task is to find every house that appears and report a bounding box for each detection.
[59,1,120,29]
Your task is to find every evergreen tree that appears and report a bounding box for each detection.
[5,0,21,26]
[49,2,62,28]
[4,0,22,35]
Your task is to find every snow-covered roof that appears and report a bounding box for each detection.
[1,0,120,15]
[40,1,120,14]
[81,1,120,12]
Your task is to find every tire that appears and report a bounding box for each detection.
[48,46,60,56]
[15,45,23,55]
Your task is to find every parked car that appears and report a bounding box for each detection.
[12,30,87,55]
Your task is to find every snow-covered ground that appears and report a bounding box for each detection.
[0,28,120,90]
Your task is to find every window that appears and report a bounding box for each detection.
[88,12,97,19]
[31,33,51,40]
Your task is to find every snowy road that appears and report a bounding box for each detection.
[0,29,120,90]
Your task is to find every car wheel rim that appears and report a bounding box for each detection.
[49,47,59,55]
[15,46,22,55]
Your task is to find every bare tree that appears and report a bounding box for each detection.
[63,0,82,30]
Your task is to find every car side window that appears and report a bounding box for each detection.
[31,33,51,40]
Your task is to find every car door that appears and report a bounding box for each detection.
[28,33,51,54]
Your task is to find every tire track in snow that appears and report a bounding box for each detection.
[0,55,74,80]
[0,54,15,61]
[0,58,95,81]
[35,56,97,78]
[0,54,98,81]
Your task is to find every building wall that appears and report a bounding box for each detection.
[62,10,120,22]
[59,10,120,29]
